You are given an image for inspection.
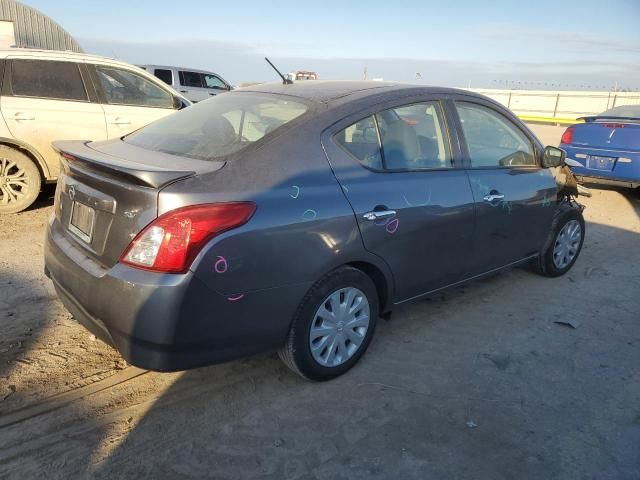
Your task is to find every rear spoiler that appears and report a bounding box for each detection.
[578,115,640,123]
[53,140,200,189]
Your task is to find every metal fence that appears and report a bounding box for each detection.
[468,89,640,124]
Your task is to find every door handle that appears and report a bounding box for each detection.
[363,210,396,221]
[180,90,188,93]
[209,93,216,96]
[110,118,131,125]
[13,113,35,121]
[483,193,505,202]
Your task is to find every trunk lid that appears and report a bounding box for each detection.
[571,121,640,151]
[53,139,225,268]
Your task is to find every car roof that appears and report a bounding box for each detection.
[0,48,120,63]
[239,81,468,105]
[139,64,222,76]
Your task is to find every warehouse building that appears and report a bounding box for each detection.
[0,0,82,52]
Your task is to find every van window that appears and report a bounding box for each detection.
[95,65,174,108]
[125,92,309,160]
[154,69,173,86]
[10,59,87,101]
[179,71,203,88]
[203,74,226,90]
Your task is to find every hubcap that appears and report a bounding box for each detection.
[552,219,582,269]
[309,287,370,367]
[0,157,29,205]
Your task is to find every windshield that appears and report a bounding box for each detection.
[125,92,309,160]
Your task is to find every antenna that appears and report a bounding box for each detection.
[265,57,293,85]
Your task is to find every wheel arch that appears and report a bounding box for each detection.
[346,260,394,315]
[0,137,51,182]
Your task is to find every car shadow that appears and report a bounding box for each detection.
[2,188,638,479]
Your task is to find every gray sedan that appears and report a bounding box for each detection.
[44,82,585,380]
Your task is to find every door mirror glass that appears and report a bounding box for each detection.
[542,146,565,168]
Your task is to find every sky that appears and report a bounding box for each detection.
[25,0,640,90]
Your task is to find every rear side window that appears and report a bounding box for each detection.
[335,101,452,171]
[10,59,87,101]
[125,92,309,160]
[179,71,203,88]
[154,69,173,86]
[335,116,383,169]
[95,65,174,108]
[377,102,452,170]
[456,102,536,167]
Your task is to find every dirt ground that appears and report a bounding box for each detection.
[1,180,639,479]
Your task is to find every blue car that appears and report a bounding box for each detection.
[560,105,640,189]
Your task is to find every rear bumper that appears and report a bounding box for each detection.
[574,175,639,189]
[44,215,311,371]
[562,145,639,189]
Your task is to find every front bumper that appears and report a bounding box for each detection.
[44,216,310,371]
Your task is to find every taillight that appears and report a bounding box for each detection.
[120,202,256,273]
[560,127,574,144]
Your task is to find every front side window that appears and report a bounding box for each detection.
[154,69,173,86]
[125,92,309,161]
[11,59,87,101]
[179,71,203,88]
[456,102,536,167]
[203,74,227,90]
[95,66,174,108]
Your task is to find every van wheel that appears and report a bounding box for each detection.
[532,206,585,277]
[0,146,41,214]
[278,266,379,381]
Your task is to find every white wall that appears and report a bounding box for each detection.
[468,89,640,119]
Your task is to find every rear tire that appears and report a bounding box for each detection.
[531,206,585,277]
[278,266,379,381]
[0,146,41,214]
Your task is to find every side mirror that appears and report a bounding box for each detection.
[542,146,565,168]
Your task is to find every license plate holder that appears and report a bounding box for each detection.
[587,155,615,171]
[69,201,95,243]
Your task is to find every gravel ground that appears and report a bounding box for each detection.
[0,181,639,479]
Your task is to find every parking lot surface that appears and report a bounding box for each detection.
[0,185,639,479]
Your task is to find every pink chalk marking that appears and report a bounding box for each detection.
[386,218,400,234]
[227,294,245,302]
[214,256,228,274]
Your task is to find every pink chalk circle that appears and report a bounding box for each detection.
[214,256,228,274]
[386,218,400,234]
[227,294,245,302]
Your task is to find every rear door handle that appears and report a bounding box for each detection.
[363,210,396,221]
[209,93,216,96]
[13,112,35,121]
[180,90,188,93]
[483,193,505,202]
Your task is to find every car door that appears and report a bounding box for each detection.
[90,63,179,138]
[322,97,476,302]
[177,70,207,102]
[450,98,557,273]
[0,58,107,178]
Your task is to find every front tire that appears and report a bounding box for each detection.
[278,266,379,381]
[532,206,585,277]
[0,146,42,214]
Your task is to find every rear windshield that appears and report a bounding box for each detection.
[125,92,309,160]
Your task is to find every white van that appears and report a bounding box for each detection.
[140,65,232,103]
[0,49,190,213]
